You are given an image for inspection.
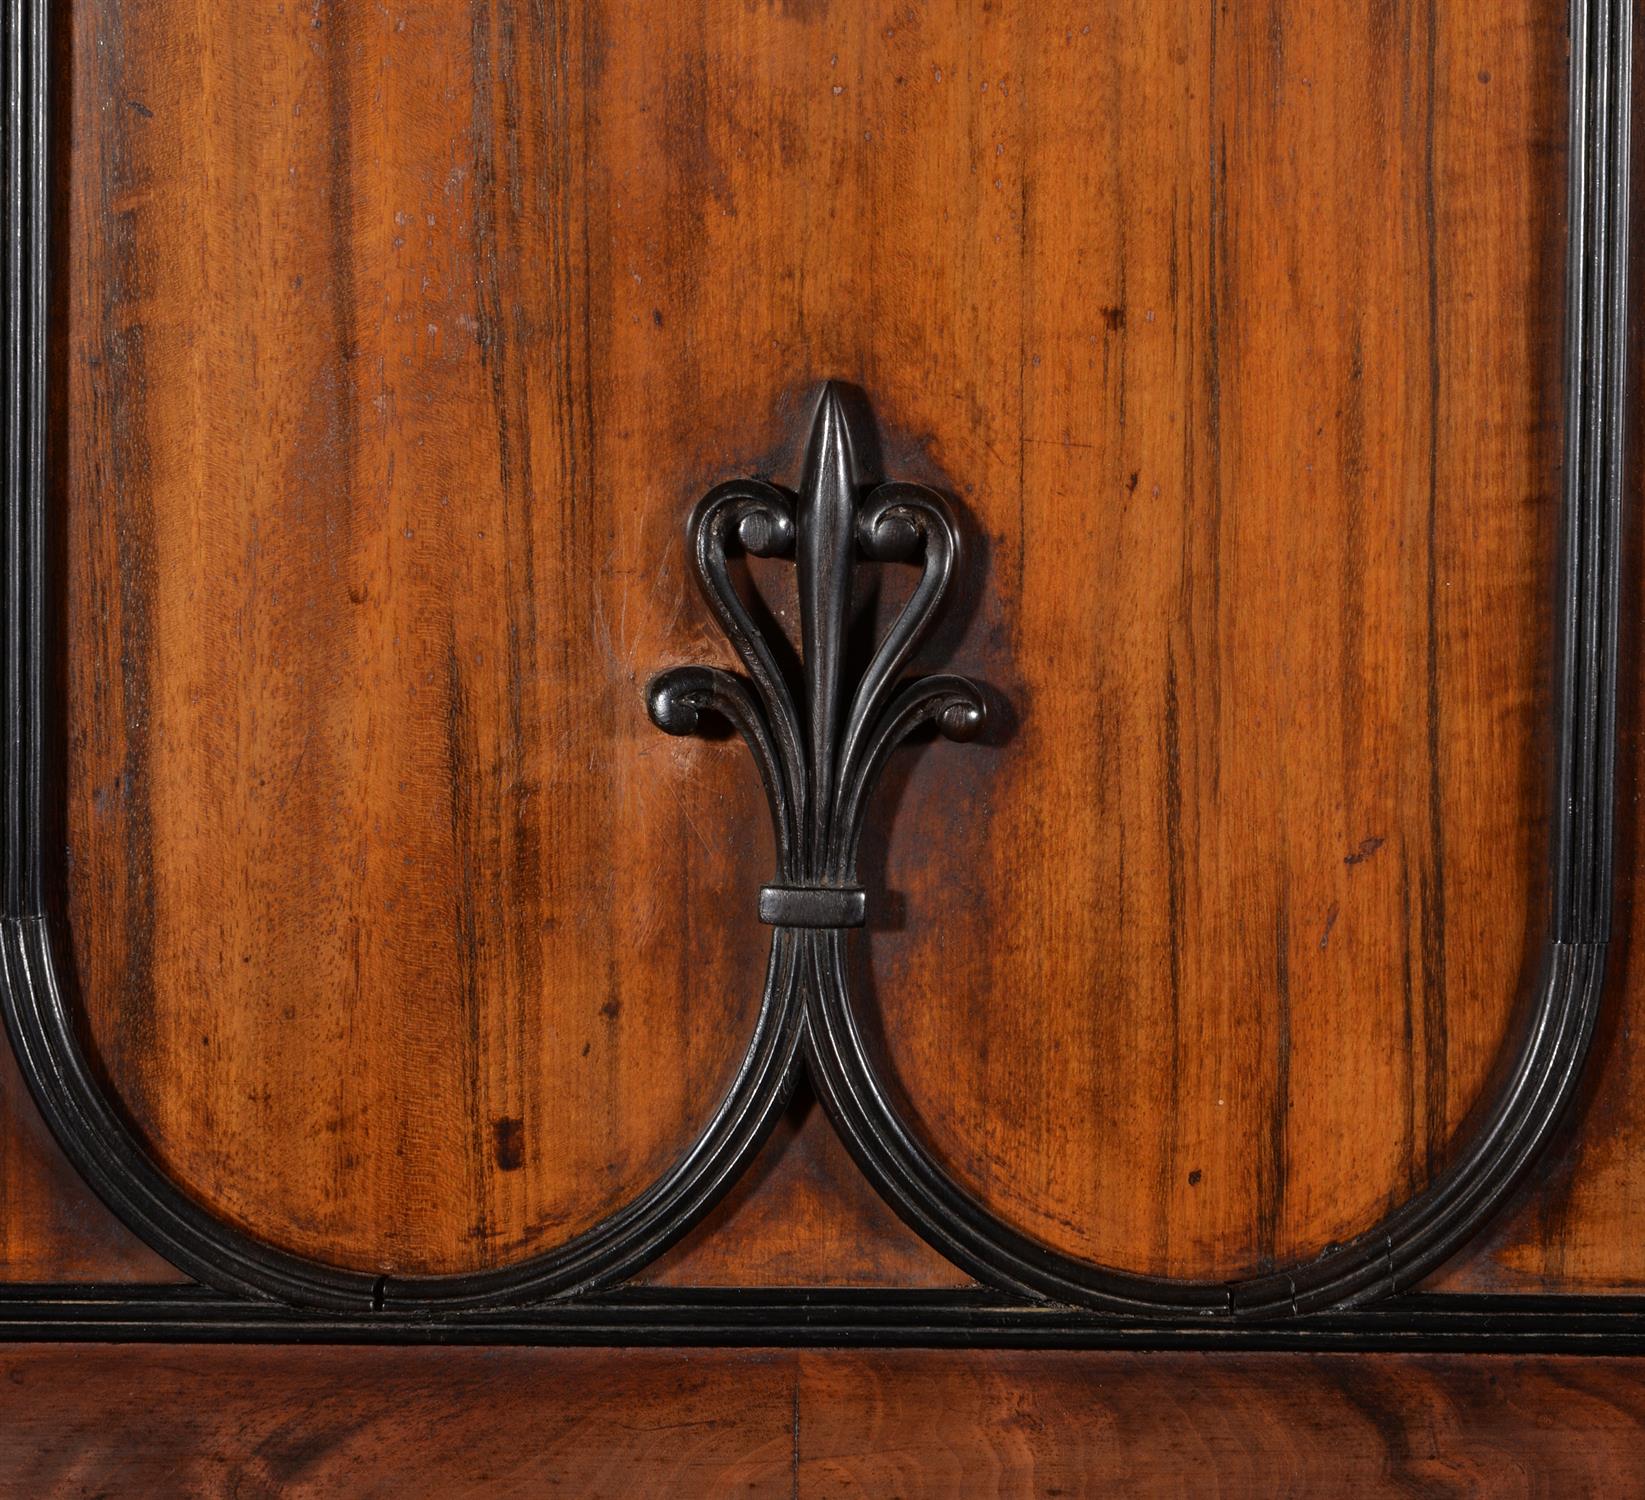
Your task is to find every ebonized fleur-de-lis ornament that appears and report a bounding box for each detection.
[645,383,990,1228]
[647,383,985,934]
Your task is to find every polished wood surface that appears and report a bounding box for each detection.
[4,0,1645,1490]
[0,1039,176,1283]
[1434,461,1645,1293]
[639,1086,971,1287]
[58,0,779,1274]
[0,0,1632,1300]
[4,1345,1645,1497]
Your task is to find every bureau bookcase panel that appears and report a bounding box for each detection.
[1,0,1637,1330]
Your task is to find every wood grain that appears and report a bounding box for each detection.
[18,0,1565,1286]
[639,1084,972,1288]
[5,1346,1645,1497]
[58,0,773,1275]
[1430,317,1645,1294]
[849,0,1562,1279]
[0,1036,179,1283]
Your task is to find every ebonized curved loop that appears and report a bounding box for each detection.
[648,664,801,879]
[804,928,1606,1317]
[826,674,986,884]
[0,15,816,1306]
[3,909,813,1310]
[651,322,1624,1319]
[834,482,963,830]
[685,479,805,824]
[6,485,814,1301]
[1,910,809,1310]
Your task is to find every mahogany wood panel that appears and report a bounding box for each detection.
[28,0,1566,1286]
[638,1085,972,1287]
[860,0,1562,1279]
[1433,358,1645,1293]
[58,0,775,1275]
[5,1345,1645,1496]
[0,1034,177,1282]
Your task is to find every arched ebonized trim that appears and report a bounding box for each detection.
[0,0,814,1310]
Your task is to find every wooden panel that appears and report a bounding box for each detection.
[4,1345,1645,1496]
[60,0,770,1275]
[639,1085,971,1288]
[45,0,1562,1286]
[858,0,1562,1279]
[1432,424,1645,1294]
[0,1039,179,1283]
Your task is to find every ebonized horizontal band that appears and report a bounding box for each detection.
[3,1287,1645,1353]
[758,885,867,928]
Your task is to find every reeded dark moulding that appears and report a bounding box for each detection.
[0,0,1635,1344]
